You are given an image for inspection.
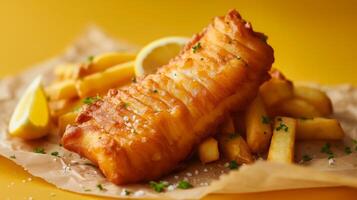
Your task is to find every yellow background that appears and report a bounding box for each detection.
[0,0,356,199]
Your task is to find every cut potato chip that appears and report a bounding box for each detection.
[58,111,78,136]
[198,137,220,164]
[245,95,273,153]
[45,79,78,100]
[259,77,294,108]
[296,117,344,140]
[294,85,333,116]
[80,52,136,77]
[272,98,322,118]
[76,61,135,97]
[218,117,254,164]
[268,117,296,163]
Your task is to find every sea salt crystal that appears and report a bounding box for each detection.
[167,184,177,191]
[174,175,179,179]
[133,190,145,197]
[195,170,199,175]
[203,168,208,172]
[328,158,335,166]
[186,172,192,177]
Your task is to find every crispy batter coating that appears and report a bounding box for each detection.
[62,9,274,184]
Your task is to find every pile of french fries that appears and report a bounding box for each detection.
[46,52,344,166]
[198,69,344,165]
[45,52,136,134]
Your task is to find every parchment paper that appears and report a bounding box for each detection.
[0,27,356,199]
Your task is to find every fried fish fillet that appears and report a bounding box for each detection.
[62,9,274,184]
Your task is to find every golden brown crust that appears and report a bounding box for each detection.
[62,9,274,184]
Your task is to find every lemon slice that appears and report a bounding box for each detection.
[135,37,189,76]
[9,76,51,140]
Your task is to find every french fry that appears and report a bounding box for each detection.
[218,117,254,164]
[58,111,78,135]
[76,61,135,97]
[198,137,220,164]
[296,117,344,140]
[54,63,79,81]
[268,117,296,163]
[294,85,333,116]
[45,79,78,100]
[79,52,136,76]
[245,95,273,153]
[259,77,294,108]
[272,98,322,118]
[49,99,82,120]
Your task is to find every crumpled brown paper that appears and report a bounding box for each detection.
[0,27,356,199]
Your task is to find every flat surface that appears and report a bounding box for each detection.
[0,0,356,199]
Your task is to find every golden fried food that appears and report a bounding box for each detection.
[62,9,274,184]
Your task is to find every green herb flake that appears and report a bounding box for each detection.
[152,89,158,93]
[261,116,271,124]
[34,147,46,154]
[124,189,132,195]
[302,154,312,162]
[228,160,239,170]
[192,42,202,53]
[96,184,106,191]
[149,181,168,193]
[87,55,94,63]
[131,77,137,83]
[177,180,193,189]
[51,151,60,157]
[321,143,335,159]
[344,146,352,155]
[123,102,129,108]
[83,95,101,105]
[275,122,288,132]
[84,189,91,192]
[10,155,16,159]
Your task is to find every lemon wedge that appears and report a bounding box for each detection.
[135,37,189,76]
[9,76,51,140]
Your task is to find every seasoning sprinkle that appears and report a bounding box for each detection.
[83,95,100,105]
[34,147,46,154]
[345,146,352,155]
[192,42,202,53]
[177,180,193,189]
[301,154,312,163]
[87,55,94,63]
[228,132,239,139]
[227,160,239,170]
[10,155,16,159]
[51,151,60,157]
[96,184,106,191]
[275,122,288,132]
[149,181,168,193]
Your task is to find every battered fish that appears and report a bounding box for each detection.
[62,9,274,184]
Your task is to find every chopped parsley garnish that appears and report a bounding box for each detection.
[149,181,168,193]
[83,95,100,105]
[10,155,16,159]
[344,146,352,155]
[261,116,271,124]
[34,147,46,154]
[84,189,91,192]
[275,122,288,132]
[302,154,312,162]
[228,132,239,139]
[123,189,132,195]
[152,89,158,93]
[96,184,106,191]
[131,77,137,83]
[51,151,60,157]
[227,160,239,170]
[192,42,202,53]
[87,55,94,63]
[177,180,193,189]
[321,143,334,159]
